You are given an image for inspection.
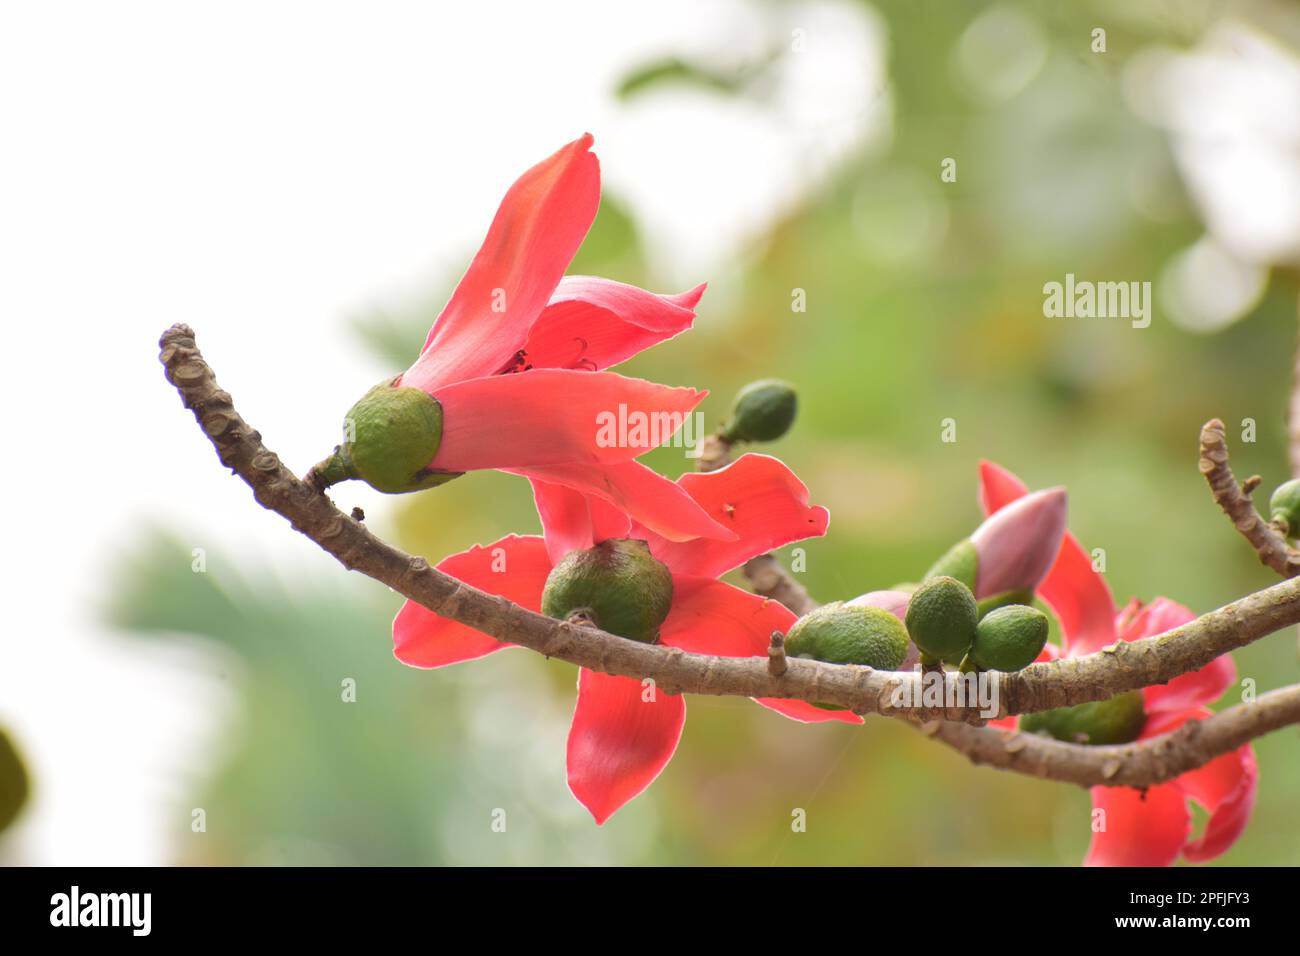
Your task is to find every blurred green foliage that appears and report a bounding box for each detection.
[110,0,1300,864]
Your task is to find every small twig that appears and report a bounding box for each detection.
[1199,418,1300,577]
[767,630,788,677]
[696,433,732,473]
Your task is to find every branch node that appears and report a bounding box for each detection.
[767,630,788,677]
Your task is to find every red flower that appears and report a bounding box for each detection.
[395,133,731,543]
[393,453,838,823]
[980,460,1258,866]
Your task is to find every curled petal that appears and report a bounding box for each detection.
[404,135,600,392]
[524,277,704,371]
[635,454,829,578]
[392,535,550,668]
[978,460,1117,655]
[429,369,705,470]
[1084,783,1189,867]
[567,669,686,825]
[1140,707,1258,863]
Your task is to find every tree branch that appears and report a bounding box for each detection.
[159,324,1300,728]
[918,683,1298,788]
[1199,418,1300,577]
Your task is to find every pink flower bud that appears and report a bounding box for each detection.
[969,487,1067,599]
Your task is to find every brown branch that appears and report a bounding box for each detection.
[1199,418,1300,577]
[159,324,1300,727]
[919,683,1299,788]
[767,631,788,677]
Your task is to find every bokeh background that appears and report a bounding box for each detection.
[2,0,1299,865]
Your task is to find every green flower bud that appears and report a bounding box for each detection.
[905,575,979,664]
[541,540,674,644]
[968,604,1049,672]
[310,380,461,494]
[1269,478,1300,537]
[785,603,909,711]
[720,379,797,444]
[976,588,1035,620]
[922,539,977,591]
[786,602,910,669]
[1019,690,1147,746]
[0,728,30,836]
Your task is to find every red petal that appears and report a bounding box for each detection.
[634,453,830,578]
[566,669,686,824]
[429,369,706,470]
[510,459,735,544]
[1120,598,1237,714]
[524,277,704,371]
[404,135,600,392]
[1084,783,1190,867]
[1140,707,1258,862]
[978,460,1117,655]
[757,697,865,725]
[528,476,632,565]
[660,578,863,725]
[392,534,550,668]
[660,576,797,656]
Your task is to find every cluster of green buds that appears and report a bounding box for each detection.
[904,576,1049,672]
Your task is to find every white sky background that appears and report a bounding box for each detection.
[0,0,884,864]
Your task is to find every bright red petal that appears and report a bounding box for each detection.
[1139,707,1258,862]
[1084,783,1190,867]
[634,454,829,578]
[429,369,705,470]
[566,669,686,824]
[403,135,600,392]
[757,697,865,725]
[510,459,735,544]
[660,576,797,656]
[660,578,863,725]
[978,460,1117,656]
[523,277,704,371]
[528,476,632,565]
[392,534,550,668]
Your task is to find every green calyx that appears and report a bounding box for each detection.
[923,539,978,591]
[785,603,909,711]
[968,604,1049,672]
[1019,690,1147,746]
[905,575,979,664]
[720,379,797,444]
[311,379,461,494]
[976,588,1035,620]
[541,540,674,644]
[1269,478,1300,537]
